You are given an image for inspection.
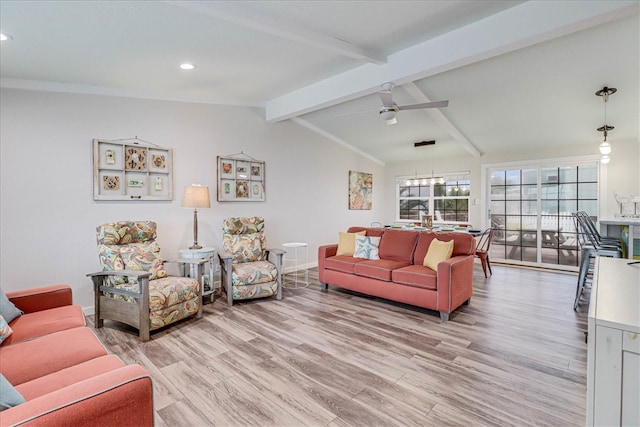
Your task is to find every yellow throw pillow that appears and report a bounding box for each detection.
[423,238,454,270]
[336,231,366,256]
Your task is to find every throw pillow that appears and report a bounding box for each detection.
[336,231,366,256]
[0,374,25,411]
[423,238,454,270]
[353,235,381,260]
[0,291,23,324]
[0,315,13,345]
[120,242,167,280]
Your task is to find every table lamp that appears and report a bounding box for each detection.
[181,184,211,249]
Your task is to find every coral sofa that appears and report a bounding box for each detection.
[318,227,476,321]
[0,285,153,426]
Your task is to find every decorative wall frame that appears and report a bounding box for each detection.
[93,138,173,201]
[217,154,265,202]
[348,170,372,210]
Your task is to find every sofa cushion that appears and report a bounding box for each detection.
[0,374,25,411]
[392,265,438,290]
[347,227,385,238]
[423,238,454,270]
[0,327,108,386]
[2,305,85,346]
[353,235,381,260]
[354,259,411,282]
[336,231,366,256]
[15,355,125,401]
[0,316,12,345]
[324,255,368,274]
[413,232,475,264]
[0,291,23,324]
[378,229,419,263]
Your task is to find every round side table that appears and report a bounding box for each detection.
[282,242,309,289]
[179,247,217,303]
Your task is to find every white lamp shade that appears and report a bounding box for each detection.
[599,142,611,155]
[181,185,211,208]
[600,155,611,164]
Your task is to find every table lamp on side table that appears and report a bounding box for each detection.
[181,184,211,249]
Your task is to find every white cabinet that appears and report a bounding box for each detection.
[586,257,640,426]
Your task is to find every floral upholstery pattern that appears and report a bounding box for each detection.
[220,217,282,303]
[223,217,267,264]
[120,242,167,280]
[94,221,200,332]
[232,260,278,286]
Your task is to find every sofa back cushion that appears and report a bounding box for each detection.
[378,229,419,263]
[347,227,385,238]
[413,232,475,265]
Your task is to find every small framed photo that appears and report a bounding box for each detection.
[422,214,433,228]
[250,182,264,199]
[220,159,235,179]
[236,161,249,179]
[250,162,263,181]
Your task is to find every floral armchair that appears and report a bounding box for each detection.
[218,217,284,306]
[87,221,206,341]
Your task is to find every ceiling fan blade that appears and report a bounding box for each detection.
[397,100,449,110]
[378,90,393,106]
[335,109,378,118]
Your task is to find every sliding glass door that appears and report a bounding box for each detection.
[488,162,598,269]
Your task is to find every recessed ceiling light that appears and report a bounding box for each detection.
[180,63,195,70]
[0,33,13,41]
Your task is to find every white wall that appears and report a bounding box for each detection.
[383,140,640,228]
[0,88,385,311]
[2,88,638,312]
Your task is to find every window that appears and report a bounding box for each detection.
[488,162,598,269]
[397,173,470,222]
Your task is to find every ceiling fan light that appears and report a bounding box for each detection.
[601,155,611,164]
[380,109,396,121]
[599,142,611,155]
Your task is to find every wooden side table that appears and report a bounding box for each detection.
[179,247,217,303]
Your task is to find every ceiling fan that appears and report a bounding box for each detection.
[376,82,449,125]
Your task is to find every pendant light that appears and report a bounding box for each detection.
[596,86,616,161]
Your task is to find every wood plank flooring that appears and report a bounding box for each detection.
[89,264,589,426]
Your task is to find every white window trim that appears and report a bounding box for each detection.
[396,171,471,224]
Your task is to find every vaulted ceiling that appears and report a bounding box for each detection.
[1,1,638,164]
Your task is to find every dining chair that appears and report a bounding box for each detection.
[475,228,493,278]
[572,212,622,310]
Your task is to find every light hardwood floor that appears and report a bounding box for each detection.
[89,264,588,427]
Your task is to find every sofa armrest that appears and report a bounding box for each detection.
[0,365,153,427]
[436,255,475,315]
[6,285,73,314]
[317,244,338,284]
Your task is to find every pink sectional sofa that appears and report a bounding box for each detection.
[0,285,153,426]
[318,227,476,321]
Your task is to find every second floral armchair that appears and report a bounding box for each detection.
[218,217,284,306]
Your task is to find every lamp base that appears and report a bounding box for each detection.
[189,244,202,250]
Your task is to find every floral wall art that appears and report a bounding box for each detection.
[348,170,372,210]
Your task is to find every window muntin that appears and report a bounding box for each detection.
[397,174,470,223]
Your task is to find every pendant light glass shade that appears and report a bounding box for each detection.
[600,155,611,164]
[599,142,611,155]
